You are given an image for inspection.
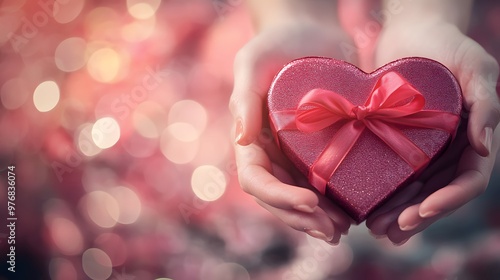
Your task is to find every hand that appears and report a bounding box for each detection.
[230,16,355,243]
[366,18,500,244]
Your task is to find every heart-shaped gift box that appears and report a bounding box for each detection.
[268,57,462,223]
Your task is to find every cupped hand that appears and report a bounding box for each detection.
[366,20,500,244]
[230,21,356,243]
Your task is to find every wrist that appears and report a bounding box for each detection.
[380,0,472,32]
[248,0,339,32]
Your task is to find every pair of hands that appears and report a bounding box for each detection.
[230,14,500,245]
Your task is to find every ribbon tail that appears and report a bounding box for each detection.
[270,110,298,132]
[365,119,430,171]
[269,110,297,148]
[309,120,366,194]
[382,111,461,135]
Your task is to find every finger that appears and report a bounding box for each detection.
[235,143,319,212]
[418,171,486,219]
[262,132,297,173]
[397,204,423,231]
[367,142,461,235]
[366,202,410,236]
[418,143,497,219]
[255,198,338,243]
[317,195,352,235]
[416,163,458,200]
[466,92,500,157]
[366,168,453,236]
[366,181,423,229]
[229,86,264,146]
[458,46,500,156]
[229,47,277,146]
[386,211,451,245]
[417,121,468,182]
[271,163,296,186]
[392,126,499,239]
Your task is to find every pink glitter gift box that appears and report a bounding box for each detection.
[268,57,462,223]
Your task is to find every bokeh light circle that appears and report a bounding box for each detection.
[50,217,84,256]
[167,122,200,142]
[191,165,227,202]
[132,101,168,138]
[76,123,103,157]
[134,113,158,138]
[127,0,161,19]
[121,17,156,42]
[87,48,124,83]
[91,117,120,149]
[94,233,128,267]
[168,99,207,132]
[53,0,85,24]
[55,37,87,72]
[83,191,119,228]
[49,258,77,280]
[108,186,142,224]
[202,263,250,280]
[160,128,199,164]
[1,78,29,110]
[84,7,120,40]
[33,81,60,112]
[82,248,113,280]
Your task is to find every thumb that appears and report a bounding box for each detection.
[459,48,500,157]
[229,86,264,146]
[229,50,277,146]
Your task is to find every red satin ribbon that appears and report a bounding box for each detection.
[270,71,460,194]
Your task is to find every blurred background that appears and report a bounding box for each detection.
[0,0,499,279]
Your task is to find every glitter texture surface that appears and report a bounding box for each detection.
[268,57,462,223]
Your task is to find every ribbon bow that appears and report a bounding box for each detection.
[270,71,460,194]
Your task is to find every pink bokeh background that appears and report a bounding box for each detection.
[0,0,499,279]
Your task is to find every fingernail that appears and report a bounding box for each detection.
[420,210,439,218]
[392,238,409,246]
[305,229,333,242]
[234,119,244,144]
[294,205,316,213]
[400,222,420,231]
[326,238,340,246]
[481,127,493,154]
[373,234,386,239]
[368,230,386,239]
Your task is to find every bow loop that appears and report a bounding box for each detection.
[295,71,429,132]
[296,88,354,132]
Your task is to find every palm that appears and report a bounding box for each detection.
[233,22,357,102]
[367,21,500,244]
[232,22,357,243]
